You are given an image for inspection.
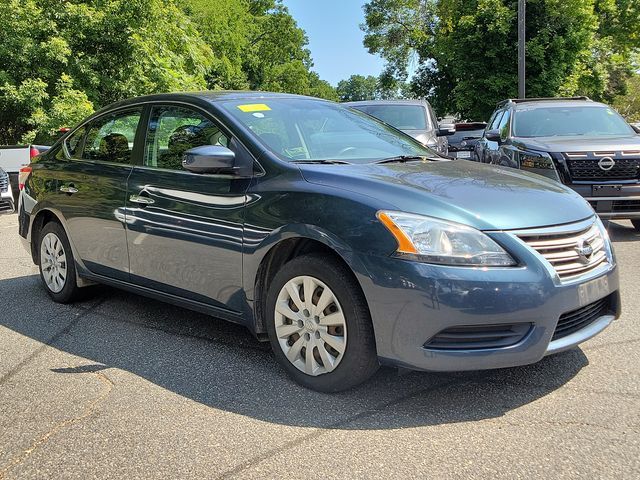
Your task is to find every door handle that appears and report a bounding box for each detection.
[59,185,78,194]
[129,194,155,205]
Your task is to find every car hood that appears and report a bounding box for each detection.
[299,160,594,231]
[514,134,640,152]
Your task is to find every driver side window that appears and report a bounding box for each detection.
[145,105,229,170]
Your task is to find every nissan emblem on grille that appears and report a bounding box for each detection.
[575,239,594,264]
[598,157,616,171]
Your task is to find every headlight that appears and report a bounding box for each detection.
[517,150,554,170]
[377,211,516,266]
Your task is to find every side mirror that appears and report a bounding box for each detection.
[437,123,456,136]
[485,129,502,143]
[631,124,640,134]
[182,145,236,174]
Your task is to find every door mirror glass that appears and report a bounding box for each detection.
[437,123,456,136]
[485,129,502,143]
[182,145,236,174]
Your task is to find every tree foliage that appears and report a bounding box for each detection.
[0,0,337,144]
[337,75,380,101]
[615,73,640,122]
[363,0,640,120]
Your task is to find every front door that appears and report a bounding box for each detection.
[53,107,142,280]
[125,104,249,313]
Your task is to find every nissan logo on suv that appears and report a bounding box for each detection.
[598,157,616,171]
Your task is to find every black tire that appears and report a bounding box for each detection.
[38,221,81,303]
[265,253,379,392]
[632,219,640,232]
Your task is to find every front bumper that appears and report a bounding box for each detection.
[356,230,620,372]
[569,183,640,219]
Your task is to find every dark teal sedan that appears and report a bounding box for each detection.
[16,92,620,391]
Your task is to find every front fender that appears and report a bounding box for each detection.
[243,223,372,302]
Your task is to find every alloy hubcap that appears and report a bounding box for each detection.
[274,275,347,376]
[40,233,67,293]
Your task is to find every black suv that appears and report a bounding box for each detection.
[475,97,640,230]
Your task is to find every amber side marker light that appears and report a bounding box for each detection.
[377,211,418,254]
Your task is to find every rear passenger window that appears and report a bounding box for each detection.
[82,109,142,164]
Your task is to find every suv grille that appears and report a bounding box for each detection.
[0,170,8,193]
[517,221,609,281]
[565,155,640,181]
[553,296,612,341]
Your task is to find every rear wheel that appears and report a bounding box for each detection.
[38,222,81,303]
[265,254,379,392]
[632,219,640,232]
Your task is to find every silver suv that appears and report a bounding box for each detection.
[346,99,455,155]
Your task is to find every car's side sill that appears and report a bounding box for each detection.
[79,271,246,326]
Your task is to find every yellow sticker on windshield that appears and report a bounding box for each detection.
[237,103,271,113]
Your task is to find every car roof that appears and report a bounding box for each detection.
[513,100,609,110]
[496,97,610,111]
[91,91,329,117]
[344,99,430,107]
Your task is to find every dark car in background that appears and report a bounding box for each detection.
[476,97,640,230]
[15,92,619,392]
[448,122,487,159]
[345,99,455,155]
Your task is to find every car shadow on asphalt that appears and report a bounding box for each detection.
[1,275,589,430]
[606,220,640,243]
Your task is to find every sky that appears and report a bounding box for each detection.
[282,0,386,86]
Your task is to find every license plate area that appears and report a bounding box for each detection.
[455,151,471,159]
[592,185,623,196]
[577,275,610,307]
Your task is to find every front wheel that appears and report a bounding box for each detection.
[632,219,640,232]
[265,254,379,392]
[38,222,81,303]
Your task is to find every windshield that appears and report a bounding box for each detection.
[351,104,429,131]
[221,98,435,163]
[513,106,634,137]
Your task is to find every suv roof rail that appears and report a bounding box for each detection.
[497,96,591,107]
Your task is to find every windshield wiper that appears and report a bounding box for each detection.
[291,159,352,165]
[374,155,428,165]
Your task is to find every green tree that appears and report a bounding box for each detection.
[0,0,214,144]
[336,75,380,102]
[363,0,639,120]
[183,0,337,99]
[614,73,640,122]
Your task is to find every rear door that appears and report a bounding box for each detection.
[125,103,250,313]
[53,107,143,280]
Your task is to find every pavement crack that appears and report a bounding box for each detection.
[0,369,114,478]
[214,376,462,480]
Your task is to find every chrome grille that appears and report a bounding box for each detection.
[0,170,8,192]
[517,221,609,281]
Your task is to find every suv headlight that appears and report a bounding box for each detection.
[377,211,516,266]
[516,150,554,169]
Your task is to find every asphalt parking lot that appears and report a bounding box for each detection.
[0,213,639,479]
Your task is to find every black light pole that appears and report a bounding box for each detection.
[518,0,526,98]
